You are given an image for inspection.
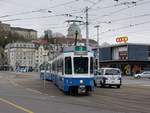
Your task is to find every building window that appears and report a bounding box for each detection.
[90,57,94,74]
[148,52,150,57]
[148,46,150,57]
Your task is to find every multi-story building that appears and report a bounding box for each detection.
[99,43,150,76]
[44,29,52,39]
[35,45,49,70]
[0,21,37,41]
[5,43,35,70]
[11,27,37,40]
[0,21,37,40]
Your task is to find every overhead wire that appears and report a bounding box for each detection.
[104,13,150,24]
[1,0,150,39]
[44,0,80,9]
[2,14,63,22]
[90,19,150,40]
[91,0,150,22]
[72,0,104,26]
[87,0,103,9]
[0,9,48,18]
[90,0,145,11]
[72,0,149,38]
[101,20,150,34]
[0,0,80,18]
[1,13,86,22]
[63,0,102,21]
[104,29,150,39]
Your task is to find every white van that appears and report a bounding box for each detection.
[94,68,122,88]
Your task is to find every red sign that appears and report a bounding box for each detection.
[116,36,128,43]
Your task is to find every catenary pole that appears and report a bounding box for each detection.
[85,6,89,47]
[94,25,100,70]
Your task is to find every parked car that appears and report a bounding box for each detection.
[134,71,150,79]
[94,68,122,88]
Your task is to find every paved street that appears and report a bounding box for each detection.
[0,71,150,113]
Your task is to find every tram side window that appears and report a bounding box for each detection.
[55,61,57,73]
[57,59,63,74]
[57,60,59,73]
[61,59,64,75]
[95,59,98,70]
[49,64,51,72]
[52,61,57,73]
[47,64,50,71]
[52,63,54,72]
[65,57,72,74]
[90,57,94,74]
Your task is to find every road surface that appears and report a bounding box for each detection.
[0,71,150,113]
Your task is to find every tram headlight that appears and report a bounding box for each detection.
[80,80,83,84]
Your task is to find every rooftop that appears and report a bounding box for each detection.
[11,27,37,32]
[100,43,150,48]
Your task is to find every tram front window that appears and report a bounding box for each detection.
[74,57,88,74]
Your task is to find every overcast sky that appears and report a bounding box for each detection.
[0,0,150,44]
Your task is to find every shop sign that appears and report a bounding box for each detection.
[116,36,128,43]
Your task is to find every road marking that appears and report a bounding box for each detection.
[26,88,42,94]
[50,96,56,98]
[142,85,150,87]
[7,78,19,87]
[0,98,34,113]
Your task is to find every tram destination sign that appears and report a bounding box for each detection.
[74,46,87,55]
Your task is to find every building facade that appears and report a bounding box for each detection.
[67,22,82,40]
[99,43,150,76]
[0,21,37,40]
[35,45,49,70]
[11,27,37,40]
[5,43,35,70]
[44,30,52,39]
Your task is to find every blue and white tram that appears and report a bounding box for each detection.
[40,62,52,81]
[49,45,95,95]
